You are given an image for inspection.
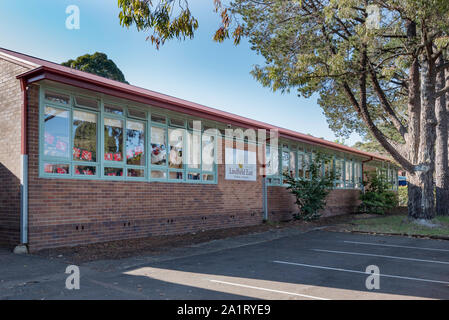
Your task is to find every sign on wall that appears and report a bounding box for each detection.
[225,147,257,181]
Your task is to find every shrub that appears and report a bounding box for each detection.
[283,153,335,221]
[359,172,398,214]
[398,186,408,207]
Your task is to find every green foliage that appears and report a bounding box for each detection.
[359,172,398,215]
[398,186,408,207]
[283,153,335,221]
[62,52,129,84]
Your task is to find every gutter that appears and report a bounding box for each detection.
[14,78,29,254]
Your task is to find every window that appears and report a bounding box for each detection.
[104,103,124,115]
[73,110,97,162]
[265,146,278,177]
[202,134,215,172]
[297,151,304,178]
[104,118,124,162]
[45,91,70,105]
[75,96,98,110]
[44,106,70,158]
[289,150,296,177]
[345,159,354,188]
[335,157,344,187]
[169,128,184,169]
[187,131,201,169]
[126,121,145,166]
[151,126,167,166]
[39,88,217,183]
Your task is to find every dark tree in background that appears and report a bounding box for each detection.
[62,52,129,84]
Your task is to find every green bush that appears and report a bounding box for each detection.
[283,153,335,221]
[359,172,398,214]
[398,186,408,207]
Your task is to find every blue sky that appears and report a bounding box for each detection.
[0,0,362,145]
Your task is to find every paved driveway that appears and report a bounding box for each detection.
[1,230,448,299]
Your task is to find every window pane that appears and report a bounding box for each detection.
[151,127,167,166]
[104,118,124,162]
[202,134,215,172]
[104,167,123,177]
[169,171,183,180]
[126,121,145,166]
[169,128,183,169]
[44,106,70,158]
[187,131,201,169]
[151,114,166,124]
[266,147,278,176]
[170,118,185,127]
[187,172,201,180]
[282,151,289,175]
[44,163,69,175]
[75,96,98,109]
[335,158,344,181]
[104,103,124,115]
[128,107,146,119]
[298,152,304,178]
[45,91,70,105]
[127,168,145,177]
[73,110,97,162]
[202,174,214,181]
[345,159,353,187]
[304,153,311,179]
[151,170,166,179]
[289,151,296,177]
[74,165,96,176]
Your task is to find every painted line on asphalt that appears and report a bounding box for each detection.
[273,260,449,285]
[209,279,329,300]
[343,240,449,253]
[312,249,449,265]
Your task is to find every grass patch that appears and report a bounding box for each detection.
[349,214,449,237]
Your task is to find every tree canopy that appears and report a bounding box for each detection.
[61,52,129,84]
[117,0,449,219]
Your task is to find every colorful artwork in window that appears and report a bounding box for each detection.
[127,168,145,177]
[104,167,123,177]
[73,110,97,162]
[44,163,69,175]
[151,127,167,166]
[126,121,145,166]
[104,118,123,162]
[74,165,96,176]
[44,106,70,158]
[169,128,183,169]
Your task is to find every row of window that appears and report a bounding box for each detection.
[265,144,398,190]
[40,89,216,183]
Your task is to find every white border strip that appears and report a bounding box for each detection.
[273,260,449,285]
[209,279,329,300]
[313,249,449,265]
[343,240,449,253]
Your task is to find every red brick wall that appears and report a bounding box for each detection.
[26,86,264,251]
[268,186,361,221]
[0,58,31,246]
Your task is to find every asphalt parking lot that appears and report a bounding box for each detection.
[0,230,448,299]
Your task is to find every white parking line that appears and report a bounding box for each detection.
[209,279,329,300]
[273,260,449,285]
[312,249,449,265]
[343,240,449,253]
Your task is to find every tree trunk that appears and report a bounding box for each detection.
[435,58,449,215]
[414,54,437,219]
[405,21,423,218]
